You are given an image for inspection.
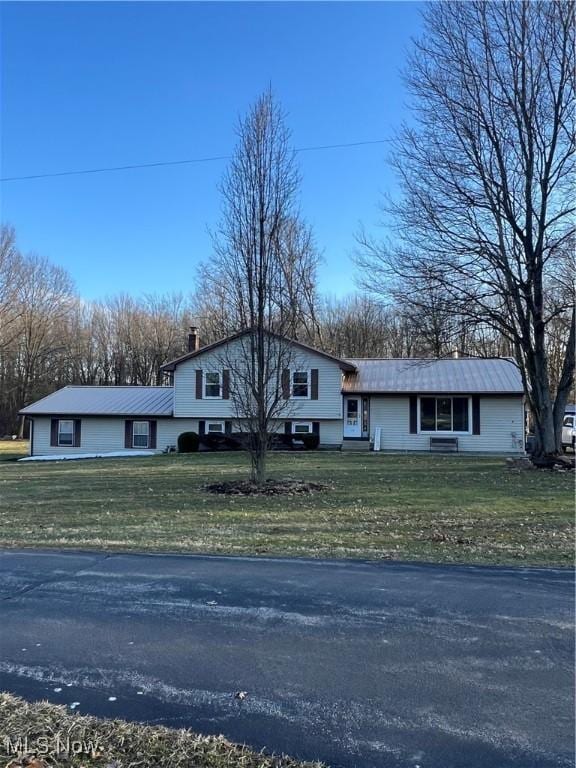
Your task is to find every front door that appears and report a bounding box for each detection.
[343,396,362,438]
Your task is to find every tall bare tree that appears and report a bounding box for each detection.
[357,0,575,456]
[211,90,310,483]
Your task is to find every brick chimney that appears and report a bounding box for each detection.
[188,326,200,352]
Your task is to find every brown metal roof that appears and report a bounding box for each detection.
[342,358,524,394]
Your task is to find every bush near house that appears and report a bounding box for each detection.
[302,434,320,450]
[177,432,199,453]
[191,432,320,452]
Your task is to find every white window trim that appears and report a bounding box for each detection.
[206,421,225,434]
[292,421,313,434]
[291,369,311,400]
[417,396,472,435]
[204,370,222,399]
[57,419,74,447]
[132,420,150,448]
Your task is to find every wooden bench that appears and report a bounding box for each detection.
[430,436,459,453]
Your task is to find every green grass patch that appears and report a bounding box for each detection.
[0,692,322,767]
[0,451,573,566]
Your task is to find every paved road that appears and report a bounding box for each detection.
[0,550,573,768]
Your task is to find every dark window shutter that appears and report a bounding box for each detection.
[409,396,418,434]
[311,369,319,400]
[50,418,59,447]
[312,421,320,435]
[196,369,203,399]
[198,420,205,436]
[282,369,290,399]
[284,421,292,435]
[472,396,481,435]
[74,419,82,448]
[222,369,230,399]
[124,420,133,448]
[225,420,232,435]
[149,420,157,449]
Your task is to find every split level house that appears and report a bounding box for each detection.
[20,328,526,457]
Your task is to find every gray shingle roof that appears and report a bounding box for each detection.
[20,386,174,416]
[342,358,523,394]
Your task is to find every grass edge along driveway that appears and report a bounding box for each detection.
[0,692,323,768]
[0,446,573,567]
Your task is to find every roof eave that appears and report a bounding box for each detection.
[20,410,174,417]
[340,389,524,395]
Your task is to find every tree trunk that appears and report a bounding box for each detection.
[250,432,267,485]
[553,307,576,452]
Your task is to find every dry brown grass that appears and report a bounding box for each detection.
[0,441,28,462]
[0,693,324,768]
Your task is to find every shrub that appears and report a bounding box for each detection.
[302,433,320,450]
[178,431,199,453]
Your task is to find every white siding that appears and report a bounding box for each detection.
[31,416,343,456]
[369,395,525,453]
[174,338,344,419]
[32,417,200,456]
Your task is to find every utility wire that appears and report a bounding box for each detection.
[0,139,390,182]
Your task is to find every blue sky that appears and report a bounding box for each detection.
[1,1,423,300]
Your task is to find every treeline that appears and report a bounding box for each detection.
[0,226,194,435]
[0,224,570,436]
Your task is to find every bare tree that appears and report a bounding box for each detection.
[0,226,25,354]
[357,1,575,456]
[211,90,310,483]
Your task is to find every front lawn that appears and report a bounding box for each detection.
[0,451,572,566]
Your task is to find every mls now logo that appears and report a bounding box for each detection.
[4,735,100,756]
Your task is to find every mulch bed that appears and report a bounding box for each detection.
[205,478,331,496]
[506,455,575,472]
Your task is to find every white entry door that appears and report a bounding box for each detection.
[343,396,362,438]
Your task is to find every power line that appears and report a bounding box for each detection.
[0,139,390,182]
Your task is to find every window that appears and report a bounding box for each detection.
[204,371,221,398]
[133,421,150,448]
[563,416,574,428]
[292,422,312,434]
[207,422,224,434]
[420,397,469,433]
[58,420,74,446]
[292,370,309,398]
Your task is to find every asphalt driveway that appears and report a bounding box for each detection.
[0,549,573,768]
